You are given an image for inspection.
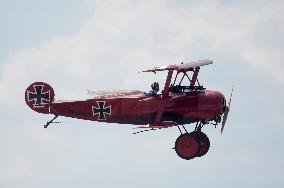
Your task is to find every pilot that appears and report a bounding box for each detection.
[148,82,159,96]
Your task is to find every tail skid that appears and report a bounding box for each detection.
[44,115,60,128]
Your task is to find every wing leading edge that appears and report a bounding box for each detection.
[142,59,213,73]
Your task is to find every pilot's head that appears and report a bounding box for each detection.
[151,82,159,92]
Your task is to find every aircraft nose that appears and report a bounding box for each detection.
[198,90,226,119]
[214,91,226,115]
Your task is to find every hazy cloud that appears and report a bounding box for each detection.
[1,0,284,106]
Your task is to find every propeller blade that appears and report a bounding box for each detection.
[228,85,234,108]
[221,85,234,134]
[221,106,229,133]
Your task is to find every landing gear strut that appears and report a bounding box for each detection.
[174,122,210,160]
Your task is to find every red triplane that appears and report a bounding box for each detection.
[25,59,233,160]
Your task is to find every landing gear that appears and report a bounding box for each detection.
[174,122,211,160]
[175,133,200,160]
[194,131,210,157]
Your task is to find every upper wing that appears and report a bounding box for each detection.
[142,64,178,72]
[177,59,213,70]
[142,59,213,72]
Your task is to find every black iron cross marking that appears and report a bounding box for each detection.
[92,101,111,120]
[27,85,50,108]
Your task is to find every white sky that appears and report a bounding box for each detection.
[0,0,284,187]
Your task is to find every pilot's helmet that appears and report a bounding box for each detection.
[151,82,159,90]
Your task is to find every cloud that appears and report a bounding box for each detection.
[1,0,284,107]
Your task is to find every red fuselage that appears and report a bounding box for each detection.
[45,90,225,125]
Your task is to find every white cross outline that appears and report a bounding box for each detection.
[27,85,51,108]
[92,101,111,120]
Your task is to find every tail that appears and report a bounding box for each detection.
[25,82,55,114]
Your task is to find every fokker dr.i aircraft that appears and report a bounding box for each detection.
[25,59,233,160]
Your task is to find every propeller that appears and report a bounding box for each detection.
[221,85,234,134]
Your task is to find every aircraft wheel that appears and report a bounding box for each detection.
[175,133,200,160]
[194,132,210,157]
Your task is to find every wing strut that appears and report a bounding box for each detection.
[163,70,173,96]
[190,67,200,87]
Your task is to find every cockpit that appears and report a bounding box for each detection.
[169,67,206,94]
